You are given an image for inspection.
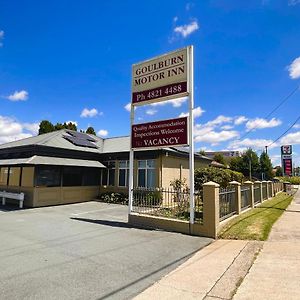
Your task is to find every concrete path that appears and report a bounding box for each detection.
[136,189,300,300]
[234,188,300,300]
[135,240,262,300]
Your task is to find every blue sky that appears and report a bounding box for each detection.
[0,0,300,166]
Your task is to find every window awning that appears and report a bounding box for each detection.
[0,155,106,168]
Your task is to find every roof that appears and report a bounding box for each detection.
[0,155,106,168]
[0,130,212,161]
[0,130,104,153]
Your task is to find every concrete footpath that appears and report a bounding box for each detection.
[234,188,300,300]
[135,189,300,300]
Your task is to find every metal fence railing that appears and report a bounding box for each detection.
[219,187,236,221]
[241,185,251,210]
[131,187,203,223]
[262,183,268,200]
[254,185,261,204]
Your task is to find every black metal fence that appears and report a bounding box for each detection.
[241,185,251,210]
[262,183,268,200]
[131,187,203,223]
[219,187,236,221]
[254,185,261,204]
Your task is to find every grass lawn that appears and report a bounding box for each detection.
[218,192,294,241]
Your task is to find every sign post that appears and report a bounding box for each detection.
[129,46,195,224]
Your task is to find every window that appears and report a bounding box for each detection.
[83,168,101,186]
[101,161,115,186]
[8,167,21,186]
[138,159,156,188]
[21,167,34,187]
[0,167,8,186]
[63,167,82,187]
[118,160,129,187]
[36,166,61,187]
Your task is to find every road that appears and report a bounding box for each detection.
[0,201,212,300]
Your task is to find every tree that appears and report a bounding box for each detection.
[229,149,259,179]
[275,166,283,177]
[38,120,78,135]
[86,126,96,135]
[213,153,226,165]
[38,120,55,135]
[199,149,206,156]
[260,152,273,180]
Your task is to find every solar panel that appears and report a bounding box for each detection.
[66,130,96,142]
[63,135,98,149]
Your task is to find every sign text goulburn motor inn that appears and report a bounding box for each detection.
[132,48,188,105]
[131,117,188,149]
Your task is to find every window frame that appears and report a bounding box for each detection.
[118,160,129,187]
[137,159,156,188]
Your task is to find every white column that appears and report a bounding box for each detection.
[128,104,135,214]
[188,45,195,224]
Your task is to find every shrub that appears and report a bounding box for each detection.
[98,192,128,205]
[194,167,244,189]
[277,176,300,185]
[133,189,163,206]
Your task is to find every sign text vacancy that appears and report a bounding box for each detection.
[132,48,188,105]
[132,117,188,149]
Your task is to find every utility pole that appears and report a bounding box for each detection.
[249,153,252,180]
[265,145,268,154]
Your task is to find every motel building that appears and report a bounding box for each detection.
[0,130,213,207]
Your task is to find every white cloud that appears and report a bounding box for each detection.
[205,115,233,127]
[80,108,101,118]
[65,120,78,126]
[280,130,300,145]
[0,115,38,144]
[151,96,188,108]
[288,0,300,6]
[234,116,248,125]
[179,106,205,119]
[288,57,300,79]
[245,117,282,131]
[0,30,4,47]
[221,125,234,130]
[293,124,300,129]
[98,129,108,137]
[174,21,199,38]
[146,109,157,116]
[227,138,275,151]
[7,90,28,101]
[22,123,39,134]
[124,102,131,112]
[173,16,178,22]
[194,129,239,145]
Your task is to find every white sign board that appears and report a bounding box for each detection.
[131,48,189,105]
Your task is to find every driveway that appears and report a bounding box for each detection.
[0,201,212,300]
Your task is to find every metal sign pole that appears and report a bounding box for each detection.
[128,104,134,214]
[188,45,195,224]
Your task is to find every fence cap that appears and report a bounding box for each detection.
[254,180,262,183]
[229,180,241,185]
[244,180,254,185]
[203,181,220,187]
[267,180,272,183]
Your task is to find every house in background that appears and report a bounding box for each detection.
[0,130,212,207]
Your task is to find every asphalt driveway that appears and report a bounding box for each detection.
[0,201,212,300]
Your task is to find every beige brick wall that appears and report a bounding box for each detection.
[161,154,209,188]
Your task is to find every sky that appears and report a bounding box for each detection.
[0,0,300,167]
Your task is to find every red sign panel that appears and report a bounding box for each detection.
[132,117,188,149]
[283,158,292,176]
[132,82,187,105]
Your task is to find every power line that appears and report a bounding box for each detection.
[267,115,300,147]
[238,84,300,140]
